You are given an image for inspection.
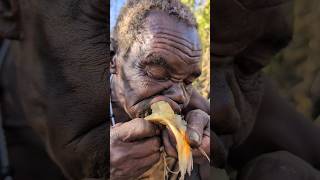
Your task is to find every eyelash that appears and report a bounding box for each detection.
[145,65,169,81]
[137,59,198,85]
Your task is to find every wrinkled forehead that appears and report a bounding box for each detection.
[142,10,201,50]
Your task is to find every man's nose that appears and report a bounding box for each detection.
[213,70,241,134]
[162,82,188,105]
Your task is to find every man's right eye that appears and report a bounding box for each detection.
[145,65,169,81]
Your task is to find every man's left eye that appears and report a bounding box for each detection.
[145,65,169,81]
[184,78,194,85]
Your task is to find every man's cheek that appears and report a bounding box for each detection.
[132,79,169,96]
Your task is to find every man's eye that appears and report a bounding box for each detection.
[184,78,194,85]
[145,65,169,81]
[184,71,201,85]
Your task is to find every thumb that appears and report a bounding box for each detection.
[185,109,210,147]
[111,118,160,142]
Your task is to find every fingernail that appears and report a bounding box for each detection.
[160,146,164,152]
[189,132,200,143]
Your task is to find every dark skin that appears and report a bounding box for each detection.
[110,11,211,179]
[2,0,318,179]
[213,0,320,179]
[1,1,212,179]
[1,0,107,179]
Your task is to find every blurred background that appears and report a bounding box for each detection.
[110,0,210,99]
[265,0,320,123]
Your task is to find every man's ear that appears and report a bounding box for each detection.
[110,36,118,74]
[110,55,117,74]
[0,0,21,40]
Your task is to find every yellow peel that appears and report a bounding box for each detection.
[145,101,193,180]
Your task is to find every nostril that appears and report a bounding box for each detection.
[162,85,187,105]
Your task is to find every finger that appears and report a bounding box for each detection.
[193,135,210,164]
[111,137,160,165]
[129,137,161,159]
[186,109,210,147]
[192,135,210,157]
[112,122,123,128]
[162,129,177,158]
[111,151,161,179]
[128,152,161,178]
[114,118,160,142]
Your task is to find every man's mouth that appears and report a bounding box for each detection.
[148,96,182,115]
[135,96,183,118]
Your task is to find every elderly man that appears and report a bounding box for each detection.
[109,0,211,179]
[1,0,211,179]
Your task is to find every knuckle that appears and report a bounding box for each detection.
[154,137,161,147]
[189,109,205,116]
[187,109,209,122]
[110,130,121,143]
[149,137,161,152]
[150,152,161,164]
[133,118,145,126]
[138,118,155,134]
[187,114,210,131]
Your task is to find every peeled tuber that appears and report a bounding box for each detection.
[145,101,193,180]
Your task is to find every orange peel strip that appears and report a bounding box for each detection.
[145,101,193,180]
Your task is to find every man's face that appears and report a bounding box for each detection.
[212,0,293,146]
[213,42,288,146]
[113,10,202,119]
[213,53,266,146]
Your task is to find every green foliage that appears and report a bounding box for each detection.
[181,0,210,98]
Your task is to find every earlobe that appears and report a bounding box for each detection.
[0,0,21,40]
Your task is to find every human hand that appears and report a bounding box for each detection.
[163,109,228,168]
[163,109,210,164]
[110,118,161,180]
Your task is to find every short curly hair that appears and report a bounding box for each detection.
[113,0,197,57]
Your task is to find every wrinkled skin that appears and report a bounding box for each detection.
[111,10,202,119]
[110,10,211,179]
[213,0,320,179]
[1,0,319,179]
[1,0,107,179]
